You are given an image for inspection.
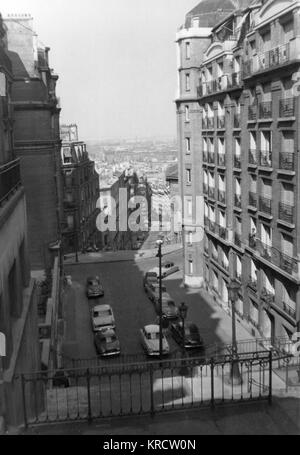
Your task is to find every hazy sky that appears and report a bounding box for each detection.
[1,0,198,141]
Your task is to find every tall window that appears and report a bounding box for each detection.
[185,73,190,91]
[186,168,192,184]
[185,105,190,122]
[185,42,191,59]
[188,260,194,275]
[185,137,191,153]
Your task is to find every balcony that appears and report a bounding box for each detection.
[234,194,242,208]
[233,112,241,128]
[203,151,208,163]
[279,98,295,118]
[208,152,215,164]
[249,149,257,165]
[218,153,226,166]
[208,186,215,199]
[282,302,296,319]
[249,233,257,249]
[278,202,294,224]
[218,189,226,204]
[228,71,242,89]
[217,115,225,129]
[203,183,208,194]
[248,276,257,291]
[259,196,272,215]
[234,232,241,247]
[243,42,291,77]
[248,104,257,121]
[261,287,275,304]
[234,155,241,169]
[279,152,294,171]
[209,220,216,233]
[207,117,214,129]
[249,192,257,208]
[280,251,297,274]
[259,150,272,168]
[0,159,21,207]
[258,240,273,261]
[218,224,228,240]
[259,101,272,119]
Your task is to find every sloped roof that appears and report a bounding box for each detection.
[184,0,252,28]
[165,163,178,182]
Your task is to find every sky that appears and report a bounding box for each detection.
[1,0,199,141]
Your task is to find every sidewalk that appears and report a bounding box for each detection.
[64,244,183,265]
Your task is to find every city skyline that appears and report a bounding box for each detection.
[1,0,197,142]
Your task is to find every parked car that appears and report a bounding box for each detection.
[86,276,104,298]
[140,324,169,357]
[171,322,204,350]
[155,299,178,319]
[144,282,167,302]
[94,327,120,357]
[150,261,179,278]
[91,304,115,331]
[143,271,158,288]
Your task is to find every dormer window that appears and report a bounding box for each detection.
[192,17,199,28]
[63,146,72,164]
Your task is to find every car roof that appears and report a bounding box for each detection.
[93,304,111,312]
[95,327,116,337]
[144,324,159,333]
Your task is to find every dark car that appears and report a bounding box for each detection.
[86,276,104,298]
[143,271,158,288]
[94,328,120,357]
[171,322,204,350]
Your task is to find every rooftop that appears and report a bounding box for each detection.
[184,0,251,28]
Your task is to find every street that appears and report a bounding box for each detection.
[62,250,253,365]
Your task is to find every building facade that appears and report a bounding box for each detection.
[177,0,300,340]
[4,14,63,270]
[0,15,40,428]
[61,124,101,254]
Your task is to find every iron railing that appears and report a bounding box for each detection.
[234,155,241,169]
[282,302,296,319]
[259,101,272,119]
[279,152,294,171]
[218,225,228,240]
[0,159,21,206]
[235,232,242,247]
[218,189,226,204]
[248,234,257,249]
[209,220,216,232]
[249,149,257,165]
[218,153,226,166]
[243,43,290,76]
[279,98,295,118]
[259,196,272,214]
[248,104,257,121]
[280,251,296,274]
[249,192,257,208]
[278,202,294,224]
[235,194,242,208]
[259,150,272,167]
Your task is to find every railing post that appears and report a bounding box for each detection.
[149,363,155,417]
[21,374,28,430]
[86,368,92,423]
[268,350,272,405]
[210,358,215,409]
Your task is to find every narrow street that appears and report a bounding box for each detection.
[62,250,253,365]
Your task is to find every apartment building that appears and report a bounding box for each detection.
[0,15,40,428]
[176,0,300,340]
[60,124,101,254]
[4,14,63,270]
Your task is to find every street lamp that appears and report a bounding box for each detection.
[156,239,163,358]
[227,279,242,385]
[179,301,188,349]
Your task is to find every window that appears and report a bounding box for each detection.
[185,105,190,122]
[185,42,191,59]
[185,73,190,91]
[187,232,193,245]
[186,199,192,217]
[188,260,194,275]
[185,137,191,153]
[186,168,192,184]
[192,17,199,28]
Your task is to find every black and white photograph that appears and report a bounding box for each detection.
[0,0,300,439]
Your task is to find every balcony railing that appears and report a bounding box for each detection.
[228,71,242,89]
[279,152,294,171]
[256,239,298,274]
[279,97,295,118]
[249,149,257,165]
[259,101,272,119]
[209,220,216,233]
[249,192,257,208]
[249,233,257,249]
[261,287,275,304]
[218,153,226,166]
[208,186,215,199]
[282,302,296,319]
[259,150,272,168]
[234,194,242,208]
[258,240,273,261]
[218,189,226,204]
[234,232,242,247]
[234,155,241,169]
[0,159,21,206]
[280,251,297,274]
[218,225,228,240]
[217,115,225,129]
[248,104,257,121]
[259,196,272,215]
[278,202,294,224]
[243,43,291,76]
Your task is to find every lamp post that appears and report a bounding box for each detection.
[156,239,163,358]
[227,279,242,385]
[179,302,188,376]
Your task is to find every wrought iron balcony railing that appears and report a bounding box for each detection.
[218,189,226,204]
[259,196,272,215]
[218,153,226,166]
[278,202,294,224]
[248,104,257,121]
[0,159,21,206]
[243,43,290,76]
[279,97,295,118]
[259,101,272,119]
[259,150,272,167]
[280,251,297,274]
[234,232,242,247]
[249,192,257,208]
[279,152,294,171]
[209,220,216,233]
[248,233,257,249]
[229,71,242,89]
[218,224,228,240]
[282,301,296,319]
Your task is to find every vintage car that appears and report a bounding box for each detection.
[170,322,204,350]
[94,327,120,357]
[91,304,115,331]
[150,261,179,278]
[86,276,104,298]
[140,324,170,357]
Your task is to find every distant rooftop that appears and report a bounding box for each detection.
[184,0,251,28]
[165,163,178,182]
